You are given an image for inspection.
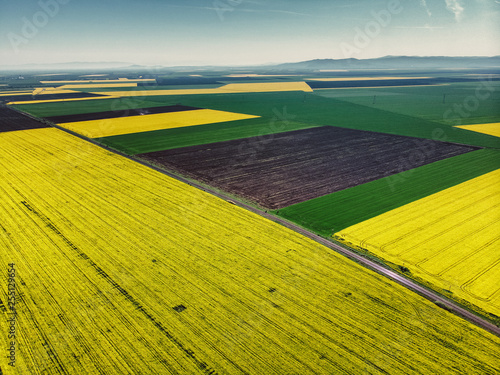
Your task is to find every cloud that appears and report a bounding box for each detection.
[420,0,432,16]
[445,0,465,21]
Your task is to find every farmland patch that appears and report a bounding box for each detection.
[95,81,313,97]
[137,126,478,209]
[306,79,439,89]
[329,82,500,127]
[39,79,156,84]
[456,123,500,138]
[11,97,174,118]
[306,77,432,82]
[0,106,49,132]
[57,83,138,89]
[60,109,260,138]
[277,149,500,235]
[7,95,120,105]
[45,104,201,123]
[335,169,500,318]
[0,127,499,374]
[99,117,318,155]
[0,91,107,103]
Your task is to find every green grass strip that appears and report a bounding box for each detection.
[171,92,500,149]
[97,117,318,155]
[275,148,500,236]
[323,82,500,126]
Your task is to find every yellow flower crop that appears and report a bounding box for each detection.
[59,109,260,138]
[306,77,431,81]
[57,83,138,89]
[40,79,156,84]
[456,123,500,138]
[336,169,500,317]
[94,81,314,97]
[8,95,121,105]
[7,82,313,105]
[0,128,498,374]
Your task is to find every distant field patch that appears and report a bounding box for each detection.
[306,77,431,81]
[138,126,478,209]
[33,87,80,95]
[82,84,226,92]
[329,82,500,128]
[335,169,500,318]
[10,97,172,118]
[96,81,313,97]
[1,88,108,103]
[8,95,120,105]
[456,123,500,138]
[58,83,138,89]
[0,90,32,95]
[225,74,299,78]
[40,79,156,84]
[218,82,313,92]
[99,118,318,155]
[45,104,201,123]
[307,79,441,89]
[0,91,39,97]
[60,109,260,138]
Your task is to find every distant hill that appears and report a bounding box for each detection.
[2,56,500,73]
[273,56,500,71]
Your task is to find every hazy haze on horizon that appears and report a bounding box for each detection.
[0,0,498,67]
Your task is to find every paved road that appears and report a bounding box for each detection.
[34,116,500,338]
[142,165,500,338]
[277,221,500,338]
[238,203,500,338]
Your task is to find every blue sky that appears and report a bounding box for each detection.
[0,0,498,66]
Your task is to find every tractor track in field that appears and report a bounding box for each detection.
[10,107,500,338]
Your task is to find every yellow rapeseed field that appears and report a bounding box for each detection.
[6,82,312,105]
[217,82,313,92]
[0,91,33,96]
[456,123,500,138]
[306,77,431,81]
[224,74,298,78]
[58,109,260,138]
[57,83,138,89]
[0,127,499,374]
[40,79,156,84]
[0,92,31,95]
[0,88,79,97]
[94,81,314,97]
[32,88,80,95]
[7,95,120,105]
[335,170,500,317]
